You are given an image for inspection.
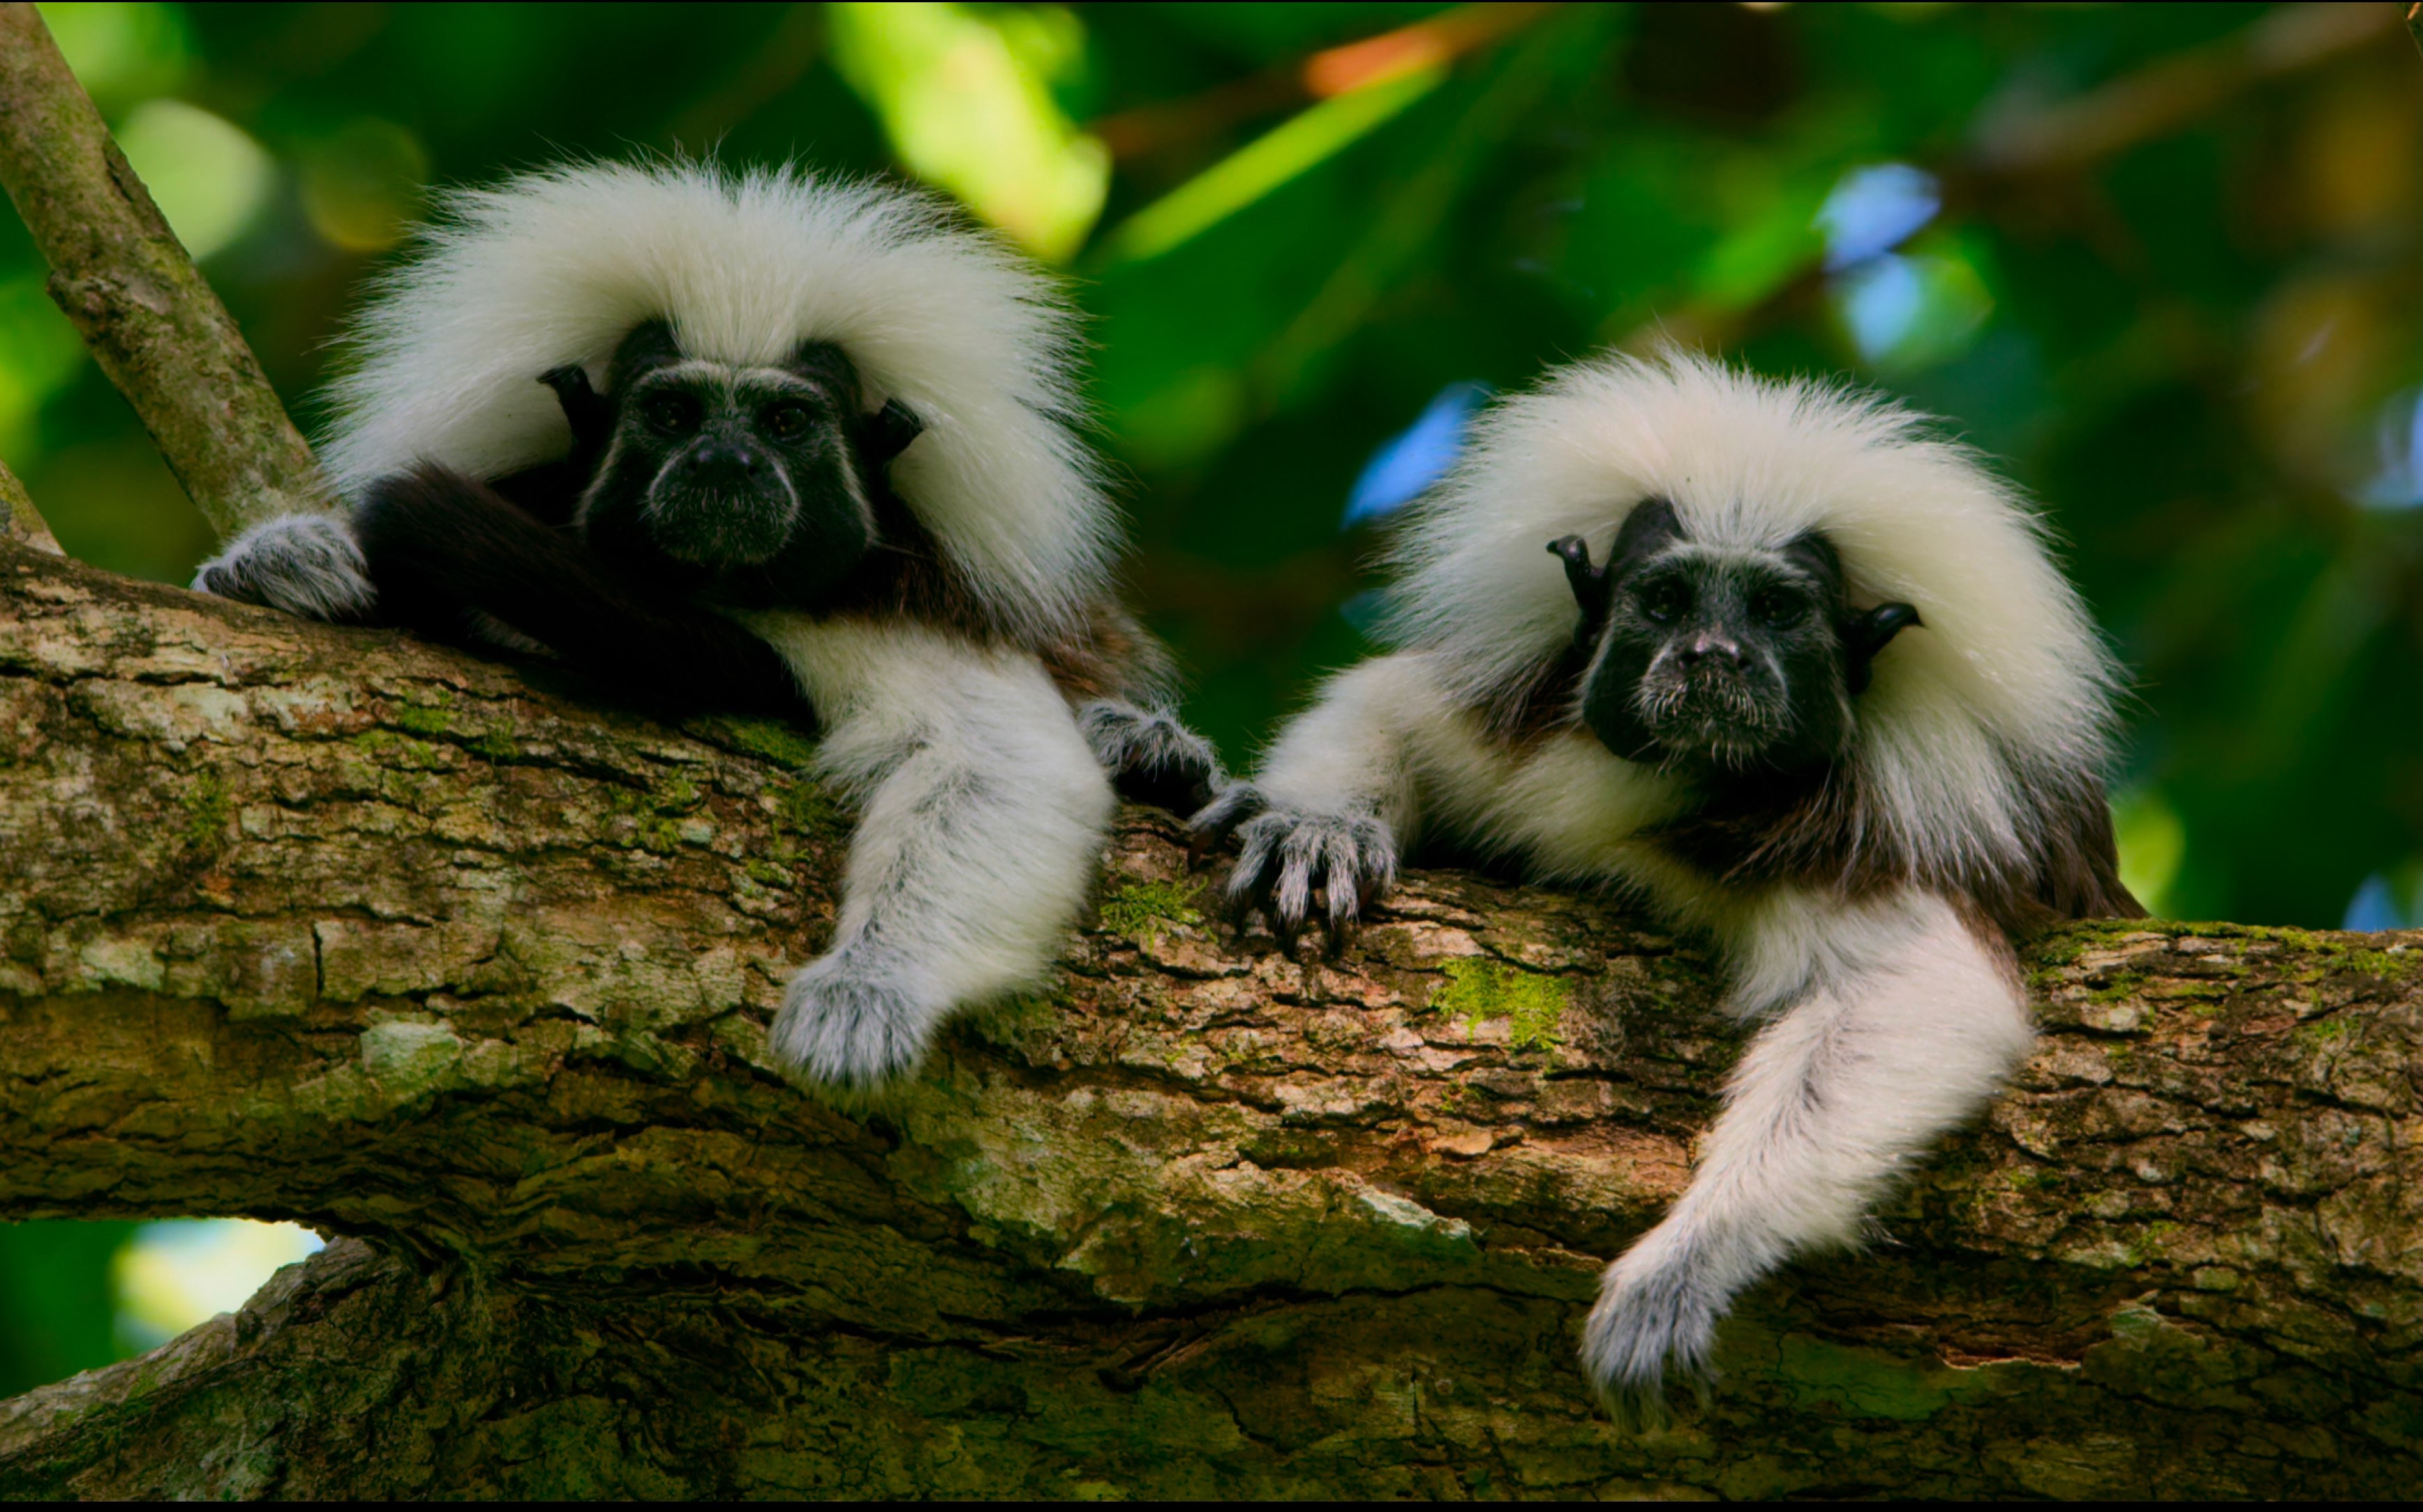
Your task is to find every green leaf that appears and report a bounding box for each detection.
[828,2,1108,263]
[1096,66,1445,268]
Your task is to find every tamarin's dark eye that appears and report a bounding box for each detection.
[642,394,701,436]
[1637,580,1690,624]
[1750,587,1803,628]
[763,401,813,441]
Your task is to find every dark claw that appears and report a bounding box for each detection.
[1356,867,1388,916]
[1322,913,1358,961]
[1270,910,1302,957]
[1209,804,1396,959]
[1228,884,1269,938]
[1230,862,1281,945]
[1186,785,1266,868]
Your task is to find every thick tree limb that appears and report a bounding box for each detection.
[1,539,2419,1497]
[0,4,336,537]
[0,541,2417,1496]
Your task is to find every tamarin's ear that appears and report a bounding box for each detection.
[538,366,615,473]
[856,398,925,468]
[1547,535,1613,650]
[1842,602,1922,695]
[1549,497,1687,650]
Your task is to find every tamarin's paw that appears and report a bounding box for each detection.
[1580,1245,1724,1425]
[190,514,378,623]
[1077,699,1225,813]
[770,958,930,1089]
[1193,792,1397,955]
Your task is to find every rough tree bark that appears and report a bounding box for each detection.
[0,537,2417,1499]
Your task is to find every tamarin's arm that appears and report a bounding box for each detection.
[353,463,807,721]
[746,618,1117,1086]
[191,514,379,623]
[1582,889,2033,1414]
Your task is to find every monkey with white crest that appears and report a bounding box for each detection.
[1193,348,2140,1410]
[195,160,1221,1089]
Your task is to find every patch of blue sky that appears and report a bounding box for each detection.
[1838,254,1928,364]
[2355,387,2423,511]
[2343,874,2413,931]
[1816,163,1940,273]
[1341,381,1487,529]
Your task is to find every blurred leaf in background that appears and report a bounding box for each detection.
[0,1222,131,1397]
[830,1,1109,260]
[5,0,2423,1392]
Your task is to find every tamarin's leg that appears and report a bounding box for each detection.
[754,620,1116,1086]
[1581,889,2032,1409]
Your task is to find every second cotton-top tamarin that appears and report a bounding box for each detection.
[1193,348,2140,1409]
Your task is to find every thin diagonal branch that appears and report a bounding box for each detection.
[0,3,335,541]
[0,458,57,555]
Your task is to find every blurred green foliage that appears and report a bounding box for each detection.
[3,0,2421,1391]
[0,1221,131,1397]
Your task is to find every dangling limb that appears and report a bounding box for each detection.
[1581,889,2034,1412]
[757,624,1116,1088]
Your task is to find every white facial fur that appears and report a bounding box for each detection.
[316,159,1116,643]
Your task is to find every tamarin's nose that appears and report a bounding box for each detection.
[687,440,765,477]
[1681,633,1747,669]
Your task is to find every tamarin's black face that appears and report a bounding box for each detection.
[1552,499,1919,777]
[542,320,921,610]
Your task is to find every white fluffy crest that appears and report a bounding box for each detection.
[317,158,1117,639]
[1382,346,2123,876]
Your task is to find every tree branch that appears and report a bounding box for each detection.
[0,459,57,556]
[1967,2,2400,178]
[0,3,335,539]
[0,539,2416,1497]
